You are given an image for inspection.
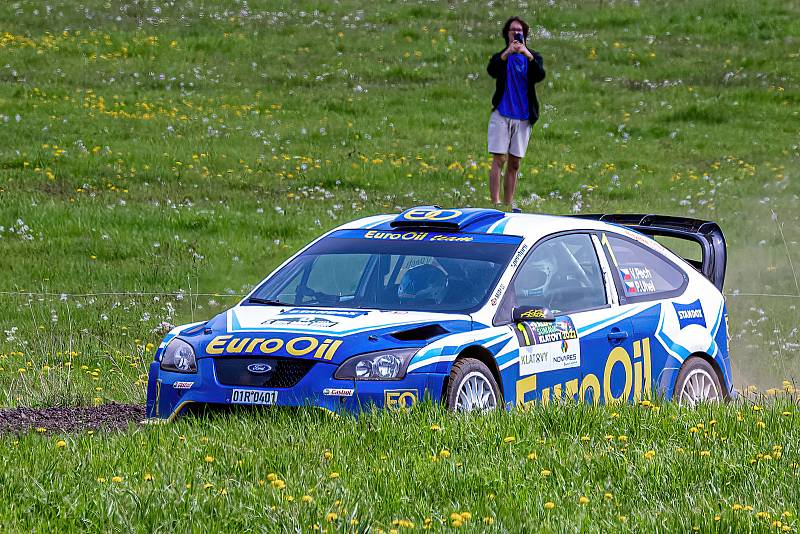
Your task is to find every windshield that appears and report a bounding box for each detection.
[249,229,522,313]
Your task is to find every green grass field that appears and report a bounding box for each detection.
[1,0,799,530]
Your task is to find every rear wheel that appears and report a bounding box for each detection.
[444,358,501,412]
[674,357,723,407]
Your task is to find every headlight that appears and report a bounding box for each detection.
[160,338,197,373]
[334,349,418,381]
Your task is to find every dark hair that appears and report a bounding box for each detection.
[501,16,529,46]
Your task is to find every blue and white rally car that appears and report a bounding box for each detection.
[146,206,732,420]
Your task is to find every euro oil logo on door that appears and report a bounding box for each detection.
[516,338,653,406]
[403,209,462,221]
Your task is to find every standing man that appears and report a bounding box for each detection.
[487,16,545,207]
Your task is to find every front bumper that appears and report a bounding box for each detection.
[145,358,447,420]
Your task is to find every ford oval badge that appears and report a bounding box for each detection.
[247,363,273,374]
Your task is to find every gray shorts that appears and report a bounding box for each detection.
[487,110,532,158]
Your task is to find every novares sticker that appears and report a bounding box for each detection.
[519,337,581,376]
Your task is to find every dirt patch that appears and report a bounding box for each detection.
[0,403,145,434]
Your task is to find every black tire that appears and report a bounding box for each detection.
[444,358,502,412]
[673,357,723,407]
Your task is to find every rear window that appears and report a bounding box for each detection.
[605,234,687,299]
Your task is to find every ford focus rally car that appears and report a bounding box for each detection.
[146,206,732,420]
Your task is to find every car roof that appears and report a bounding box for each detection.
[337,206,614,244]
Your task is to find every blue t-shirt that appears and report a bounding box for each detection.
[497,53,529,120]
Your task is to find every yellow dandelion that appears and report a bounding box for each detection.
[544,501,555,510]
[579,496,590,505]
[204,455,215,463]
[503,436,516,444]
[483,517,494,525]
[604,492,614,500]
[271,479,286,490]
[111,476,123,483]
[266,473,278,481]
[97,477,107,483]
[326,512,338,522]
[700,450,711,457]
[439,449,451,458]
[323,450,333,460]
[644,450,655,460]
[301,495,313,503]
[329,472,340,479]
[540,469,551,477]
[430,424,441,431]
[144,473,153,481]
[55,440,66,448]
[203,483,214,490]
[35,427,47,433]
[527,452,537,461]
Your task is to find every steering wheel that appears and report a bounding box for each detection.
[545,285,587,311]
[296,286,339,305]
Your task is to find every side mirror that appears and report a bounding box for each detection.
[513,306,555,323]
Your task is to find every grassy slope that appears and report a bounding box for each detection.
[0,0,799,529]
[2,401,800,532]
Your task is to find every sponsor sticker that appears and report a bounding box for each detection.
[173,381,194,390]
[362,230,473,242]
[262,316,338,328]
[385,389,418,408]
[323,388,355,397]
[279,308,368,318]
[205,335,343,360]
[519,338,581,376]
[510,244,529,268]
[673,299,706,329]
[516,317,581,376]
[490,283,506,306]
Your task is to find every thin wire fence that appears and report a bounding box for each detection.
[0,290,798,299]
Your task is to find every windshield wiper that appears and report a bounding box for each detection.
[246,297,290,306]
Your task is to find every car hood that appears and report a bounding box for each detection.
[178,305,473,365]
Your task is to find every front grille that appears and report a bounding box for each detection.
[214,358,316,388]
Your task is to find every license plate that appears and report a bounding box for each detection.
[231,389,278,405]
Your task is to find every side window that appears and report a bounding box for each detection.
[603,234,686,299]
[512,234,607,314]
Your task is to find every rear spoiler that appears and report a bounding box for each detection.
[570,214,727,290]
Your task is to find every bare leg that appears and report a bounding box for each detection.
[504,155,521,206]
[489,154,507,205]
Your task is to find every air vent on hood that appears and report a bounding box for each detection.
[181,322,208,336]
[389,324,449,341]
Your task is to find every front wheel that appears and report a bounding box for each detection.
[674,357,723,407]
[444,358,501,412]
